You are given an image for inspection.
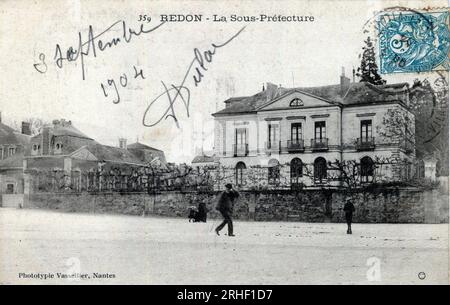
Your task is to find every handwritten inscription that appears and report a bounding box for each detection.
[142,26,246,128]
[33,18,246,130]
[34,20,165,80]
[101,66,146,104]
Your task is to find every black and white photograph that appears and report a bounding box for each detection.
[0,0,448,289]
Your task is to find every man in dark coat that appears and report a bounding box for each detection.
[215,183,239,237]
[343,198,355,234]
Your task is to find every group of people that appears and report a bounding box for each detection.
[188,183,356,236]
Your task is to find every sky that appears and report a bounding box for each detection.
[0,0,447,163]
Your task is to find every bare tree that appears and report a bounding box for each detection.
[377,108,414,150]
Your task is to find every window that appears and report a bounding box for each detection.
[32,144,40,156]
[234,128,248,156]
[289,98,304,107]
[8,147,16,157]
[235,162,246,186]
[54,142,63,154]
[417,160,425,179]
[360,120,372,140]
[268,124,279,148]
[314,157,327,183]
[291,123,302,142]
[0,147,3,160]
[360,156,374,183]
[6,183,14,194]
[235,128,247,147]
[268,159,280,184]
[290,158,303,185]
[314,121,326,140]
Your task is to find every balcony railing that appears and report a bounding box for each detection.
[356,137,375,151]
[287,139,305,152]
[233,144,249,157]
[265,141,281,154]
[310,138,328,151]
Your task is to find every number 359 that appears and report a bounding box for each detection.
[138,15,152,22]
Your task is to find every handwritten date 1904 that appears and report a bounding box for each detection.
[101,66,145,104]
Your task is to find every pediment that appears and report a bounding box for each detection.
[70,147,98,161]
[257,90,337,111]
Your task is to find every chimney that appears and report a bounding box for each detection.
[21,122,31,135]
[119,138,127,149]
[42,126,50,155]
[265,82,278,101]
[340,67,351,97]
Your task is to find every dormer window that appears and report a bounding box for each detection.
[289,98,304,107]
[54,143,63,154]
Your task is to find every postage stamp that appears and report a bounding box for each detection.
[377,10,450,74]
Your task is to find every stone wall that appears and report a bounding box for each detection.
[26,192,153,215]
[24,188,449,224]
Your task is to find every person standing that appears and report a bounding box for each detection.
[195,201,208,222]
[343,198,355,234]
[215,183,239,237]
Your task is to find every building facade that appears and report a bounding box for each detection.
[22,119,167,193]
[0,116,31,195]
[212,74,415,189]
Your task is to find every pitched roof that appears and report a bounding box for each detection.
[0,122,15,135]
[31,122,94,144]
[52,125,93,139]
[192,155,218,164]
[84,143,144,164]
[127,142,162,151]
[0,153,24,169]
[212,82,410,116]
[0,122,31,145]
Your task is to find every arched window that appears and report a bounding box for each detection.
[268,159,280,184]
[360,156,374,183]
[32,144,40,156]
[235,162,246,186]
[290,158,303,185]
[314,157,327,183]
[54,142,63,154]
[289,98,304,107]
[417,160,425,179]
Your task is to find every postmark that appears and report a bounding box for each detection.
[377,10,450,74]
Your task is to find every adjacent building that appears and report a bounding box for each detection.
[0,118,168,194]
[191,154,219,170]
[25,119,166,168]
[212,71,416,188]
[0,116,31,195]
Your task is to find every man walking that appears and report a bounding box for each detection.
[343,198,355,234]
[215,183,239,237]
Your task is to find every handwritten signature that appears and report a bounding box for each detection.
[142,26,246,128]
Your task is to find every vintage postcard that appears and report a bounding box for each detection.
[0,0,448,289]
